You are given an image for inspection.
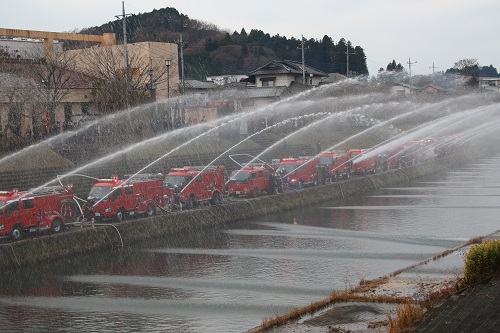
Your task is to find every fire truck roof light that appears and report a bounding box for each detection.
[98,178,119,183]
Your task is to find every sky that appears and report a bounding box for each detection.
[2,0,499,76]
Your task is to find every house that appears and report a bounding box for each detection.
[247,60,328,88]
[478,77,500,93]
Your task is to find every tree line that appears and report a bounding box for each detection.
[80,7,369,79]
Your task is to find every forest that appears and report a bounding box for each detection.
[80,7,369,80]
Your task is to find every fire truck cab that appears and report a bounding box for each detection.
[87,174,164,222]
[319,151,352,181]
[228,164,278,197]
[276,156,320,189]
[163,166,226,209]
[0,186,76,240]
[348,149,378,175]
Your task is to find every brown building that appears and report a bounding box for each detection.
[0,28,179,146]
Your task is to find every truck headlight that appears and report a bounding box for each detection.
[0,224,4,231]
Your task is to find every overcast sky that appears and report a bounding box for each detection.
[2,0,498,76]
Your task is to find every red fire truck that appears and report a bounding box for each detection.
[86,174,164,222]
[276,156,321,189]
[348,149,378,175]
[163,166,226,209]
[319,150,352,181]
[0,185,76,240]
[228,164,279,197]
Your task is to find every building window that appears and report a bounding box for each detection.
[261,77,276,87]
[81,103,91,114]
[8,103,22,136]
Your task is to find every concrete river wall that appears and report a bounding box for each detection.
[0,149,484,270]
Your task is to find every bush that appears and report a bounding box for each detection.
[462,239,500,286]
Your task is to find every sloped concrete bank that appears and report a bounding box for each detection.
[0,149,484,270]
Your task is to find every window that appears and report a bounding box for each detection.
[261,77,276,87]
[124,186,133,195]
[196,175,202,183]
[6,201,19,218]
[81,103,91,114]
[8,104,22,136]
[111,188,122,201]
[22,199,35,209]
[257,171,263,178]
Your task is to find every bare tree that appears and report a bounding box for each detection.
[0,63,47,147]
[26,48,84,134]
[66,46,166,114]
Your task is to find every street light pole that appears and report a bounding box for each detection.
[165,59,171,99]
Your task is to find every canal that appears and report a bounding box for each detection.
[1,155,500,332]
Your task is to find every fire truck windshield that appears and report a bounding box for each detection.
[229,171,249,183]
[88,186,112,200]
[164,175,187,188]
[319,156,332,165]
[278,164,297,173]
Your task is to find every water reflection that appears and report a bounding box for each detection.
[2,156,500,332]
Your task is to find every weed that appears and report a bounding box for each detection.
[386,299,424,333]
[461,239,500,287]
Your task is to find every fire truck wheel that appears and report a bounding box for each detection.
[146,204,156,216]
[11,225,22,240]
[51,219,63,233]
[116,208,126,222]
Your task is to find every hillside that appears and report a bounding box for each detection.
[79,7,369,80]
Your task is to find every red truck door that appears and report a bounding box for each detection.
[4,200,22,239]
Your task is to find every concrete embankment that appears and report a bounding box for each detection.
[0,149,483,270]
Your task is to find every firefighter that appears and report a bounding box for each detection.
[268,172,276,194]
[82,199,96,226]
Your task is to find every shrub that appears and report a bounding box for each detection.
[462,239,500,286]
[387,299,424,333]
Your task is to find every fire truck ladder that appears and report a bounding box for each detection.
[228,154,268,168]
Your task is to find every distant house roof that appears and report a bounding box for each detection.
[247,60,328,77]
[320,73,347,84]
[183,79,217,90]
[245,86,290,98]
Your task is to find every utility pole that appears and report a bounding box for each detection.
[345,41,356,78]
[407,57,417,92]
[116,1,131,107]
[176,34,186,94]
[429,62,438,74]
[301,35,305,84]
[429,62,438,84]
